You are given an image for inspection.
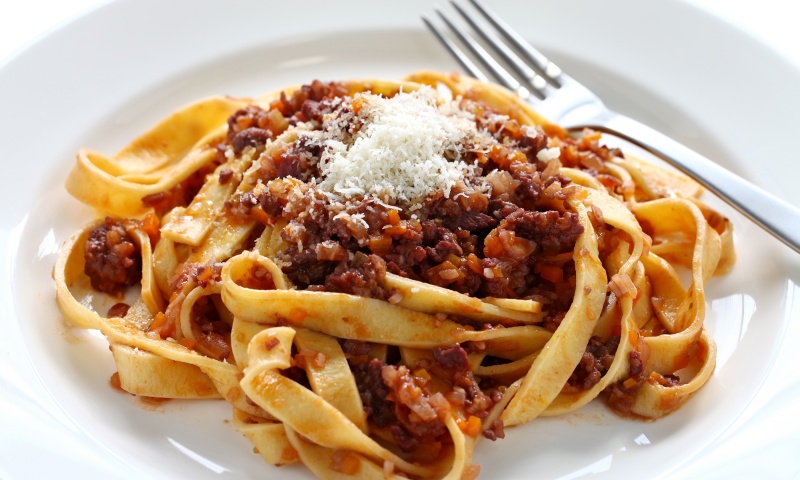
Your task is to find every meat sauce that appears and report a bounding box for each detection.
[84,217,142,295]
[83,80,635,449]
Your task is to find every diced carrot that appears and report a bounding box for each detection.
[148,312,167,337]
[141,212,160,245]
[466,254,483,274]
[510,150,527,164]
[383,224,407,236]
[457,415,482,437]
[488,144,509,166]
[236,116,252,130]
[413,367,431,384]
[503,119,520,137]
[387,209,401,226]
[178,337,196,350]
[368,234,392,252]
[268,98,282,111]
[445,253,462,266]
[249,205,273,225]
[196,267,213,283]
[540,264,564,284]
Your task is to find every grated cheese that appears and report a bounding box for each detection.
[317,87,480,204]
[537,147,561,162]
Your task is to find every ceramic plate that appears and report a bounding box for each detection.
[1,1,799,478]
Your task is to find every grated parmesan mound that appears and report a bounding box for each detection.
[317,87,480,204]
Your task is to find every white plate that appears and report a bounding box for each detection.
[2,1,799,478]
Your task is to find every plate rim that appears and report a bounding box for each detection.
[2,1,799,479]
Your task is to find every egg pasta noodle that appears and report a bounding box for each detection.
[54,71,734,479]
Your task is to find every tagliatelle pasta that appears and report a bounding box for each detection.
[54,71,734,479]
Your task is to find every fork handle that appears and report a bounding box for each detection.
[577,114,800,254]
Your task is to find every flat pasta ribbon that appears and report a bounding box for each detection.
[52,72,735,480]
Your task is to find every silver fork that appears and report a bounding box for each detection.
[424,0,800,254]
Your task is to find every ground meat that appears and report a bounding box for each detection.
[381,365,449,449]
[169,261,223,295]
[227,105,269,140]
[482,419,505,441]
[301,99,326,123]
[566,336,620,391]
[225,103,295,154]
[207,89,638,451]
[231,127,271,154]
[189,294,231,361]
[477,257,530,298]
[487,199,520,220]
[389,424,421,452]
[654,373,681,387]
[629,350,645,379]
[606,379,639,416]
[255,190,282,218]
[351,358,396,428]
[425,237,463,264]
[502,209,583,255]
[430,344,495,419]
[218,168,234,184]
[274,80,350,119]
[324,254,390,300]
[240,83,610,308]
[351,358,452,453]
[107,302,130,318]
[606,352,676,417]
[518,127,548,155]
[341,339,371,357]
[512,167,544,204]
[424,192,494,233]
[433,345,470,373]
[542,311,567,333]
[276,150,303,179]
[457,210,498,231]
[281,248,335,287]
[84,217,141,295]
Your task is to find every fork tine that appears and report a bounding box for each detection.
[467,0,564,85]
[448,0,552,95]
[422,16,490,83]
[432,5,541,101]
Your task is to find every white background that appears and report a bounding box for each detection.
[2,0,799,69]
